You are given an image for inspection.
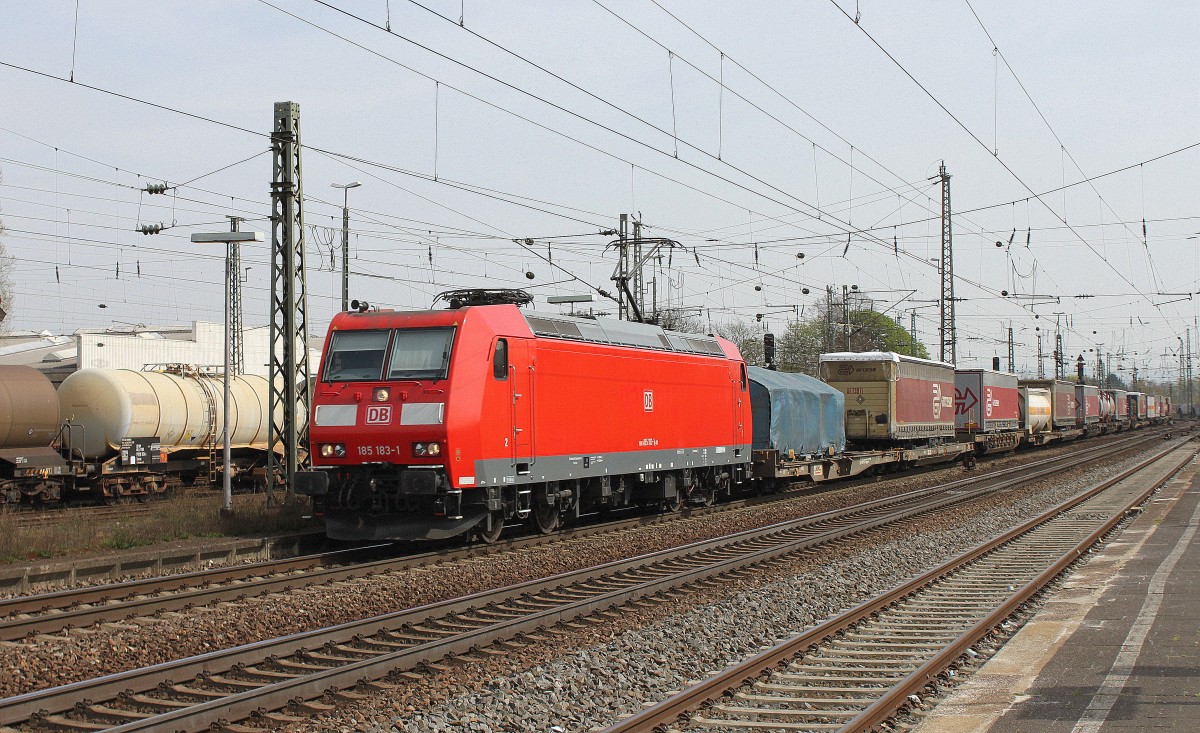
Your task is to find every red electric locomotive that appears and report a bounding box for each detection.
[297,290,752,542]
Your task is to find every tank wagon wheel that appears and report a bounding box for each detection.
[473,512,505,544]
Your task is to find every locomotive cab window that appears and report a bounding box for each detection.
[493,338,508,380]
[387,327,455,381]
[740,363,747,391]
[324,330,389,382]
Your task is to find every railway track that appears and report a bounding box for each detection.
[596,441,1197,733]
[4,504,154,531]
[0,430,1163,643]
[0,431,1181,732]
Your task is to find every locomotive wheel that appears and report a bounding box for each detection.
[699,484,717,507]
[533,502,560,533]
[474,513,505,544]
[664,487,684,513]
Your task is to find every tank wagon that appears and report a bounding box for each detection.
[58,368,270,499]
[0,366,69,503]
[298,291,752,542]
[0,365,271,505]
[818,352,957,445]
[954,368,1021,453]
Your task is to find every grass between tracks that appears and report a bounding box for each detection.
[0,493,316,562]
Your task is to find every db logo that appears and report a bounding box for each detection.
[364,405,392,425]
[644,390,654,412]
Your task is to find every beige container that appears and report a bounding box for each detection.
[0,365,61,449]
[58,368,268,458]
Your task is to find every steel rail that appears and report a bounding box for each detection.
[594,440,1196,733]
[0,429,1156,643]
[0,430,1159,641]
[0,432,1172,731]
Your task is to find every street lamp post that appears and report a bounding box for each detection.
[191,229,265,513]
[331,181,362,312]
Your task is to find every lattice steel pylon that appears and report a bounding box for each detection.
[937,162,956,365]
[268,101,312,500]
[227,216,245,376]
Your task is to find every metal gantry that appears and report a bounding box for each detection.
[227,216,245,376]
[268,101,311,499]
[610,214,678,323]
[937,162,956,365]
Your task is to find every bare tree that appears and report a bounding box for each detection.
[656,307,706,334]
[0,168,11,333]
[713,318,765,366]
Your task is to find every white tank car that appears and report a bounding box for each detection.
[57,368,269,459]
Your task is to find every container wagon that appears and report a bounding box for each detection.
[1107,388,1130,430]
[818,352,956,445]
[1076,383,1101,434]
[1019,385,1053,444]
[954,368,1021,453]
[1128,392,1147,423]
[1019,378,1082,437]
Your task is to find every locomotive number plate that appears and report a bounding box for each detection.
[358,445,401,457]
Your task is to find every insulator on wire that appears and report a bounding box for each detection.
[137,223,164,235]
[143,182,170,195]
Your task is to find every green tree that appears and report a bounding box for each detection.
[776,319,826,374]
[849,310,929,358]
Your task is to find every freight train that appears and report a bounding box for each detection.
[297,290,1174,543]
[0,365,271,505]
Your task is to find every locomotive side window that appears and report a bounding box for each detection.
[493,339,509,380]
[387,327,455,381]
[324,330,389,382]
[740,363,747,390]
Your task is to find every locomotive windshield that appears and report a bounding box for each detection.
[324,330,389,382]
[387,327,455,380]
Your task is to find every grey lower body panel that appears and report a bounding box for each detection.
[470,444,750,488]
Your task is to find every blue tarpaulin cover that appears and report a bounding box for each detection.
[748,366,846,455]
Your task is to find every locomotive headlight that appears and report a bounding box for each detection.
[320,444,334,457]
[413,442,427,456]
[426,442,441,456]
[372,387,390,402]
[320,443,346,458]
[334,444,346,457]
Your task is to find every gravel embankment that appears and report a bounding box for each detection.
[279,446,1184,733]
[0,437,1159,699]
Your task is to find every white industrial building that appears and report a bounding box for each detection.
[0,322,324,385]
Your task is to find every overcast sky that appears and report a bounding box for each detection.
[2,1,1197,380]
